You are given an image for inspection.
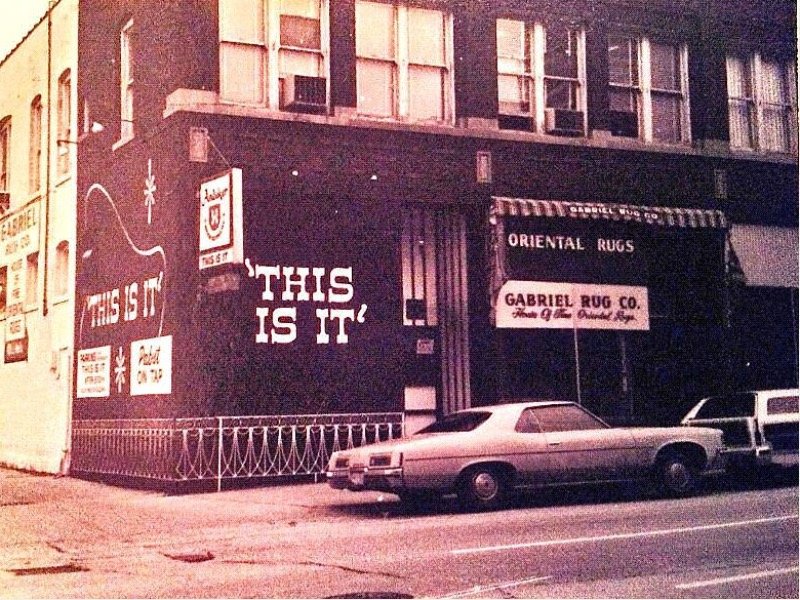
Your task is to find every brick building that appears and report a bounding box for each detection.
[4,0,797,484]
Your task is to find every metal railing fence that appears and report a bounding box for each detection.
[71,413,404,491]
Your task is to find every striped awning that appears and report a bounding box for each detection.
[492,197,728,229]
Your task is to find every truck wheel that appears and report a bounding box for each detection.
[458,466,508,511]
[657,452,698,497]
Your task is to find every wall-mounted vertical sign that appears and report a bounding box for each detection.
[1,200,40,362]
[199,168,243,270]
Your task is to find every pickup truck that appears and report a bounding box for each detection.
[681,389,799,471]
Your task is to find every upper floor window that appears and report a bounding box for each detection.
[0,117,9,193]
[608,34,690,144]
[219,0,328,111]
[54,240,70,298]
[355,1,453,123]
[57,70,72,175]
[497,19,586,134]
[29,96,42,194]
[26,252,39,306]
[727,53,797,154]
[120,20,134,140]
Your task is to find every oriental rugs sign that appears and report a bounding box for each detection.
[491,198,728,331]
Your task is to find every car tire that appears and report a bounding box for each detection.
[656,452,698,498]
[458,466,508,511]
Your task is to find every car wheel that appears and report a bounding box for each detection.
[458,466,508,511]
[657,453,698,498]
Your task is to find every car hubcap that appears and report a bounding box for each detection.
[473,472,499,500]
[666,462,690,490]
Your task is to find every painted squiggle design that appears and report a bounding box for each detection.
[78,183,168,343]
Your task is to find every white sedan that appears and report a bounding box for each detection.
[327,401,725,510]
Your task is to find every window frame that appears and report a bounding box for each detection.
[727,52,798,155]
[57,70,72,175]
[496,18,587,134]
[29,96,42,194]
[25,251,39,308]
[54,240,70,299]
[607,33,691,144]
[355,1,454,124]
[0,116,11,193]
[120,19,134,141]
[219,0,330,110]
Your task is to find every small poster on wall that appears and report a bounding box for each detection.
[199,168,243,270]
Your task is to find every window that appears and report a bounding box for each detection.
[219,0,327,109]
[497,19,586,133]
[401,208,437,326]
[0,265,6,317]
[608,34,690,143]
[533,405,608,432]
[515,408,542,433]
[0,117,10,192]
[416,411,491,433]
[727,53,797,154]
[766,396,799,415]
[695,394,755,419]
[120,20,134,140]
[29,96,42,194]
[54,241,69,298]
[57,70,72,174]
[25,252,38,306]
[356,1,453,123]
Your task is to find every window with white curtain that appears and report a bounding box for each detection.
[29,96,42,194]
[219,0,327,108]
[728,53,797,154]
[120,20,134,140]
[608,34,690,143]
[496,19,586,132]
[356,1,453,123]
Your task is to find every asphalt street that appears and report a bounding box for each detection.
[1,468,797,598]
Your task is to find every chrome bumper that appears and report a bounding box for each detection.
[326,466,404,492]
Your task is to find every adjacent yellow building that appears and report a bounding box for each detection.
[0,0,78,473]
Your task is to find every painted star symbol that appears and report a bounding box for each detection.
[144,158,157,225]
[114,347,127,393]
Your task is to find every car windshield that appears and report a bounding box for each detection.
[695,393,755,418]
[416,411,492,433]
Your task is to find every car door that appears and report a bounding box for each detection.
[532,405,640,482]
[507,407,558,486]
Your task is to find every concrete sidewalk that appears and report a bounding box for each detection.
[0,467,388,576]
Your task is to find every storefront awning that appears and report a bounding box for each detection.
[729,225,798,288]
[492,197,728,229]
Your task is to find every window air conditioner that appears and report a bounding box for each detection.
[609,110,639,138]
[0,191,9,215]
[544,108,585,136]
[281,75,327,114]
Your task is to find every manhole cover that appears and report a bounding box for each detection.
[9,564,88,576]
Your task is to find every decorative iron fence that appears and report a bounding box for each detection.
[71,413,404,491]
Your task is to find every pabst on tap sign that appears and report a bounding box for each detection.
[199,168,243,270]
